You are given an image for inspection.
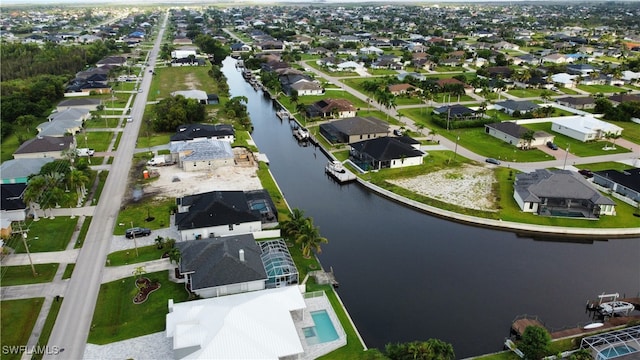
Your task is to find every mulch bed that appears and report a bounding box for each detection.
[133,277,161,304]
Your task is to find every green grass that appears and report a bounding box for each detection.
[7,217,77,253]
[574,161,636,172]
[368,69,398,76]
[84,117,120,128]
[576,84,627,94]
[150,65,227,102]
[558,87,580,95]
[106,245,168,266]
[62,264,75,279]
[0,298,44,360]
[523,122,631,157]
[31,297,64,360]
[74,216,92,249]
[78,131,114,152]
[1,133,21,163]
[434,93,474,103]
[257,161,291,223]
[506,88,548,98]
[0,264,59,286]
[610,120,640,145]
[87,271,190,344]
[112,131,123,151]
[115,197,174,236]
[92,171,109,206]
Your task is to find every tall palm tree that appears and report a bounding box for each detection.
[24,175,46,220]
[154,236,165,249]
[68,169,89,207]
[520,130,536,150]
[168,247,181,264]
[295,218,328,259]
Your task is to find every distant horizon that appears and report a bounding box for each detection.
[1,0,632,7]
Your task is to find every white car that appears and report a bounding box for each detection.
[126,116,133,122]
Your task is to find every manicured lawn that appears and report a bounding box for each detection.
[523,122,631,157]
[112,131,123,151]
[368,69,397,76]
[577,84,627,94]
[257,161,291,222]
[91,171,109,207]
[485,109,517,120]
[558,87,580,95]
[74,216,91,249]
[115,197,174,236]
[62,264,75,279]
[434,65,465,72]
[31,297,64,360]
[0,298,44,360]
[149,65,222,102]
[574,161,636,172]
[87,271,190,344]
[433,93,474,103]
[609,120,640,145]
[8,217,77,253]
[106,245,169,266]
[0,264,58,286]
[79,131,114,152]
[507,88,548,98]
[84,117,120,128]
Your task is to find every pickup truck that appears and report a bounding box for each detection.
[76,148,95,157]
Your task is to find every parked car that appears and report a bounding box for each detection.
[578,169,594,178]
[125,227,151,239]
[126,116,133,122]
[546,141,558,150]
[485,158,501,165]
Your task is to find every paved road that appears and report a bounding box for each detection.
[44,12,169,360]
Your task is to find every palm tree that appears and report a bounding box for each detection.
[24,175,46,221]
[540,90,553,104]
[68,169,89,207]
[132,266,147,282]
[520,130,536,150]
[167,247,181,264]
[295,218,328,259]
[154,236,165,249]
[281,208,307,242]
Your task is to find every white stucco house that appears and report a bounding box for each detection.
[551,115,623,142]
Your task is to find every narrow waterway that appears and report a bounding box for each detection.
[222,57,640,357]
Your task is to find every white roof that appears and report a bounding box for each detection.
[171,90,208,102]
[552,115,623,134]
[166,286,306,359]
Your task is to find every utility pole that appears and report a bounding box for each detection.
[454,136,460,162]
[563,144,570,170]
[130,221,139,257]
[14,225,37,277]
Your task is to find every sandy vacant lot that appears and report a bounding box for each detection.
[388,165,498,211]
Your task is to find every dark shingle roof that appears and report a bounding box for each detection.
[14,136,73,155]
[177,234,267,290]
[350,136,424,161]
[495,100,539,112]
[0,184,27,211]
[170,124,234,142]
[327,116,389,136]
[593,168,640,193]
[175,190,260,231]
[515,169,616,205]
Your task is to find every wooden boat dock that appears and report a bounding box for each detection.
[511,313,640,340]
[325,161,357,183]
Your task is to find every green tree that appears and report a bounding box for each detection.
[167,247,181,264]
[520,130,536,150]
[295,218,328,259]
[154,236,165,250]
[519,326,551,360]
[281,208,307,242]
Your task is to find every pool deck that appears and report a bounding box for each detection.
[295,292,348,360]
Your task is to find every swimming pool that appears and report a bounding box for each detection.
[598,345,638,360]
[303,310,339,345]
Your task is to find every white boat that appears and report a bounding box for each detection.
[583,322,604,330]
[598,301,635,315]
[276,110,289,120]
[326,160,346,174]
[293,127,309,141]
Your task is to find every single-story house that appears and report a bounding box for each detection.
[166,286,306,360]
[96,56,126,67]
[306,98,356,119]
[513,169,616,218]
[0,158,54,184]
[230,42,252,53]
[350,136,425,170]
[485,122,554,149]
[176,234,268,298]
[551,115,623,142]
[550,73,577,88]
[175,189,276,241]
[36,118,83,137]
[494,100,540,116]
[171,90,208,104]
[289,80,324,96]
[170,124,235,144]
[433,104,479,120]
[319,116,389,144]
[607,93,640,106]
[555,96,595,110]
[13,136,74,159]
[170,139,234,172]
[56,98,102,112]
[388,83,419,96]
[171,49,197,59]
[592,168,640,203]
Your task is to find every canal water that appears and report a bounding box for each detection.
[222,57,640,357]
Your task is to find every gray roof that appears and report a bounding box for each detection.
[495,100,539,112]
[0,158,54,181]
[48,108,89,122]
[327,116,389,136]
[57,98,102,108]
[515,169,616,205]
[170,139,234,161]
[14,136,73,155]
[485,121,550,139]
[37,119,80,137]
[177,234,267,290]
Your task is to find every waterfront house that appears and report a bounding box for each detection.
[306,99,357,119]
[166,286,306,359]
[551,115,622,142]
[513,169,616,218]
[175,234,268,298]
[319,116,389,144]
[484,122,554,149]
[592,168,640,203]
[170,139,234,172]
[170,123,235,144]
[350,136,425,170]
